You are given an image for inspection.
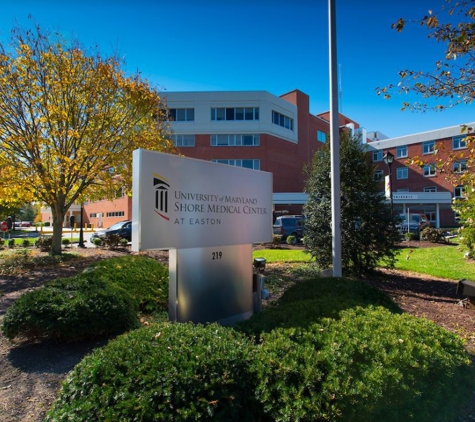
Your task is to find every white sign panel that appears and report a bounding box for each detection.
[132,149,273,250]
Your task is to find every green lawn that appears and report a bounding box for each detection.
[393,244,475,280]
[253,243,475,281]
[253,248,312,263]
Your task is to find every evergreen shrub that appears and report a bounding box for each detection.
[237,277,401,335]
[250,306,475,422]
[84,255,168,314]
[46,323,263,422]
[1,256,168,341]
[1,275,138,341]
[21,239,30,248]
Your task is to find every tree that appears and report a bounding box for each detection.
[303,131,401,275]
[377,0,475,112]
[0,25,175,254]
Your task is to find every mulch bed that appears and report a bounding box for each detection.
[0,243,474,421]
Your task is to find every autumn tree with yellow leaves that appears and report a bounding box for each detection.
[0,25,175,254]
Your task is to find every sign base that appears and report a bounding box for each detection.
[169,244,253,325]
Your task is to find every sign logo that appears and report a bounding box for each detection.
[154,173,170,221]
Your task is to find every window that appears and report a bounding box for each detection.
[423,164,436,177]
[374,170,383,182]
[90,213,97,218]
[211,107,259,121]
[422,140,435,154]
[396,145,408,158]
[423,186,437,192]
[453,160,467,173]
[210,134,260,146]
[373,150,383,162]
[396,167,408,179]
[106,211,125,217]
[168,108,194,122]
[172,134,195,147]
[317,130,327,143]
[212,159,260,170]
[454,185,465,198]
[396,188,409,192]
[272,111,294,130]
[453,135,467,150]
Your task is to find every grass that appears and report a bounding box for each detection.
[253,241,475,281]
[252,248,311,263]
[393,243,475,280]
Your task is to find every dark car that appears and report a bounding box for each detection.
[91,220,132,242]
[273,215,305,243]
[397,213,430,239]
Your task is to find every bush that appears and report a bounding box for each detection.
[21,238,30,248]
[92,237,102,246]
[103,233,121,249]
[420,226,447,243]
[250,306,475,422]
[46,323,262,422]
[1,275,138,341]
[272,234,282,245]
[286,235,296,245]
[119,237,129,247]
[1,255,169,341]
[84,255,168,314]
[404,231,415,241]
[61,238,70,247]
[35,236,52,252]
[236,277,401,335]
[8,238,15,248]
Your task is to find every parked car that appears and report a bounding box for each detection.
[397,213,430,239]
[91,220,132,242]
[273,215,305,243]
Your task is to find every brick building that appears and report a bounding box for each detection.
[366,124,475,228]
[46,89,359,229]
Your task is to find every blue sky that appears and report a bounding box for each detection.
[0,0,473,138]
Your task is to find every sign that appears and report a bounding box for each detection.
[1,221,7,232]
[132,149,273,251]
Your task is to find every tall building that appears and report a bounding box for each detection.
[50,89,359,229]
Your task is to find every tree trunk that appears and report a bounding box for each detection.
[51,206,65,255]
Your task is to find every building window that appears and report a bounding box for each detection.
[453,135,467,150]
[396,145,408,158]
[454,185,465,198]
[424,186,437,192]
[422,140,435,154]
[212,159,260,170]
[210,134,260,146]
[453,160,467,173]
[172,134,195,147]
[106,211,125,217]
[396,167,408,179]
[317,130,327,143]
[396,188,409,192]
[272,111,294,130]
[373,150,383,162]
[168,108,194,122]
[90,213,97,218]
[210,107,259,121]
[374,170,383,182]
[423,164,436,177]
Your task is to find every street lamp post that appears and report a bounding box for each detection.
[383,151,394,213]
[78,204,85,248]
